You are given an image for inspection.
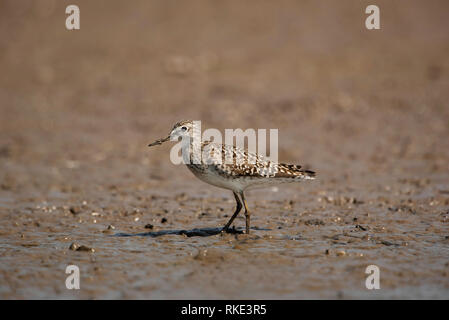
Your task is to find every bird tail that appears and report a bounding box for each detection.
[275,163,316,180]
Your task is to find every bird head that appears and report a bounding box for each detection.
[148,120,195,147]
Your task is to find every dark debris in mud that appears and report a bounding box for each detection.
[355,224,368,231]
[69,243,95,252]
[304,219,325,226]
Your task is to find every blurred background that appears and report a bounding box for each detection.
[1,0,448,183]
[0,0,448,299]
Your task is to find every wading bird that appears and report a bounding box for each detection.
[148,120,315,234]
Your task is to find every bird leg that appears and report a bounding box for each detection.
[241,192,251,234]
[221,192,242,233]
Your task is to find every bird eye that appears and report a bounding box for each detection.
[181,126,187,131]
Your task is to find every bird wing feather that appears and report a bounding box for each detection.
[200,141,315,179]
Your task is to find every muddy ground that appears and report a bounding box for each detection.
[0,0,448,299]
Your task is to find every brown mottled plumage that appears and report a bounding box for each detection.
[148,120,316,234]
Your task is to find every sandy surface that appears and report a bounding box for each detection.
[0,0,448,299]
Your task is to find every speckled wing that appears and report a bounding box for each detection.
[201,141,315,180]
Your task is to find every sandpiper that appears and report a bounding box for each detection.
[148,120,316,234]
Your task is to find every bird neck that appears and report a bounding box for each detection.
[180,136,202,164]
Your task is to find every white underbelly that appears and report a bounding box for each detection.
[187,166,249,192]
[186,165,304,193]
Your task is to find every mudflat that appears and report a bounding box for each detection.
[0,1,448,299]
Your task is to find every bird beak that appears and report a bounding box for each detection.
[148,135,170,147]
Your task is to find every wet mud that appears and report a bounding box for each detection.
[114,226,246,238]
[0,1,448,299]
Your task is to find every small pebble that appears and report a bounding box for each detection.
[69,207,80,215]
[69,242,95,252]
[336,250,346,257]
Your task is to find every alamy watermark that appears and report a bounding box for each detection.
[65,5,80,30]
[365,265,380,290]
[64,5,379,31]
[160,121,279,168]
[65,265,80,289]
[365,5,380,30]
